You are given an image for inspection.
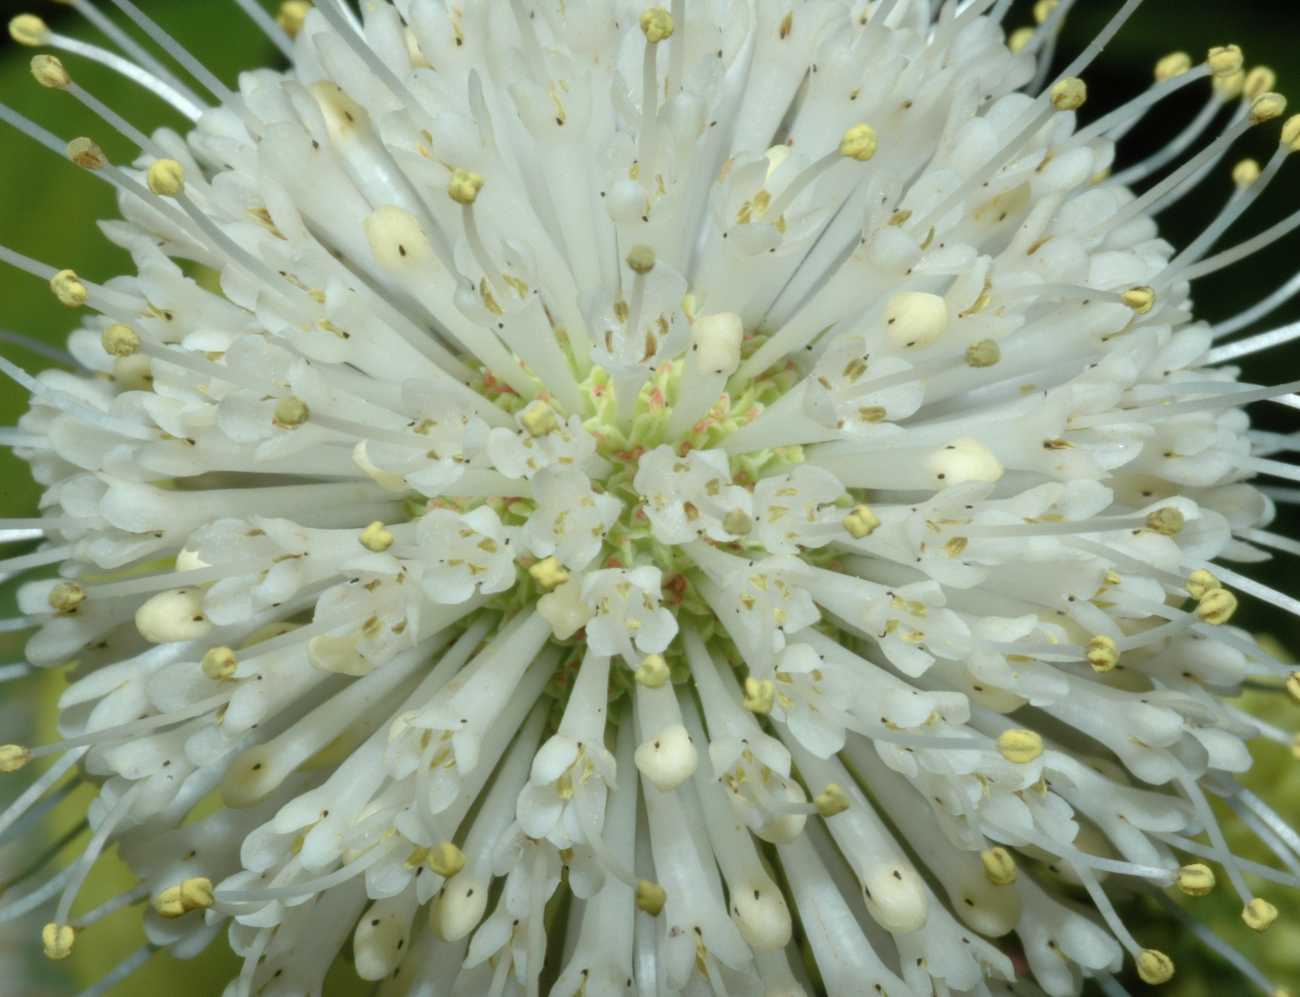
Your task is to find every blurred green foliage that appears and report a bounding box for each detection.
[1,0,1299,993]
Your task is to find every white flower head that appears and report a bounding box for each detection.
[4,3,1300,996]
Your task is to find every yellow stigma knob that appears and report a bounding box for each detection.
[66,136,108,171]
[635,879,667,915]
[1176,863,1216,896]
[359,521,395,553]
[1144,506,1183,536]
[0,745,32,773]
[1282,114,1300,151]
[273,395,310,429]
[1137,949,1174,985]
[814,783,851,818]
[1050,77,1087,112]
[1122,285,1156,315]
[965,339,1001,368]
[48,580,86,614]
[9,14,49,47]
[625,245,656,275]
[635,654,670,689]
[1185,569,1221,600]
[528,556,569,591]
[997,729,1043,764]
[42,923,75,960]
[1245,66,1278,100]
[427,841,466,878]
[1086,634,1119,673]
[1008,27,1035,55]
[1243,897,1278,932]
[447,168,484,205]
[101,323,141,358]
[842,504,880,539]
[31,53,70,88]
[1195,588,1237,625]
[639,7,674,43]
[980,847,1018,886]
[1208,44,1244,78]
[519,400,560,437]
[1154,51,1192,81]
[276,1,311,37]
[1233,158,1261,187]
[839,123,878,162]
[147,158,186,197]
[50,269,88,308]
[1249,91,1287,125]
[742,676,775,715]
[201,646,238,681]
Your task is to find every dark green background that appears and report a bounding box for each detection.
[1,1,1298,993]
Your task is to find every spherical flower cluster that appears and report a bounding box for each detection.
[2,1,1300,995]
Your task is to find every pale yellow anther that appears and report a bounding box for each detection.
[1215,69,1246,100]
[980,847,1018,886]
[447,168,484,205]
[1282,114,1300,151]
[153,884,186,918]
[1243,897,1278,932]
[1291,733,1300,761]
[722,508,754,536]
[1008,27,1035,55]
[639,7,674,43]
[965,339,1000,368]
[1049,77,1087,112]
[1085,634,1119,673]
[147,158,186,197]
[1286,672,1300,705]
[528,556,569,591]
[201,646,238,681]
[180,877,214,911]
[1032,0,1058,25]
[1195,587,1237,625]
[997,729,1043,764]
[427,841,466,878]
[1233,158,1262,188]
[359,521,395,553]
[1144,506,1184,536]
[635,653,670,689]
[814,783,851,818]
[50,270,87,308]
[842,504,880,539]
[48,580,86,614]
[1185,569,1221,600]
[1122,285,1156,315]
[66,136,107,171]
[31,53,69,88]
[520,399,559,437]
[1137,949,1175,985]
[839,123,878,162]
[1208,45,1245,79]
[101,323,141,358]
[1176,863,1216,896]
[272,395,310,429]
[42,923,75,960]
[1245,66,1278,101]
[0,745,32,773]
[1249,91,1287,125]
[1154,52,1192,82]
[636,879,666,915]
[626,245,656,275]
[276,0,311,37]
[742,676,774,715]
[9,14,48,47]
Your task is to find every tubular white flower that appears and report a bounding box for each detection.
[1,1,1299,995]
